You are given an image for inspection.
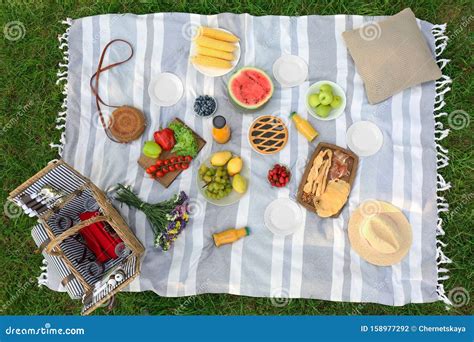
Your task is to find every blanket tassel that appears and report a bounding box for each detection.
[50,17,72,158]
[432,23,453,307]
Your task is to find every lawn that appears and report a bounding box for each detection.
[0,0,472,315]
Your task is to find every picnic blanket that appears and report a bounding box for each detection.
[44,12,452,306]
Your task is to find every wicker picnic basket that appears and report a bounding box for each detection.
[8,159,144,315]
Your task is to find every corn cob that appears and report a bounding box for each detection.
[191,55,232,69]
[194,36,236,52]
[196,45,234,61]
[198,26,239,43]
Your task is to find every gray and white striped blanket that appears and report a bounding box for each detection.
[46,12,451,305]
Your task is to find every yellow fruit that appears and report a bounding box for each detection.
[232,174,247,194]
[194,36,236,52]
[211,151,232,166]
[196,45,234,61]
[198,26,239,43]
[227,157,243,176]
[191,55,232,69]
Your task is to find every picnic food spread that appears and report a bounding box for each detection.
[298,144,358,218]
[10,8,452,313]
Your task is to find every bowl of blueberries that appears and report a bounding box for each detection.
[194,95,217,118]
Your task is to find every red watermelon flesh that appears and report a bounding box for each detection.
[229,67,274,109]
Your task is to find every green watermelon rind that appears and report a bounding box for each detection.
[228,67,274,111]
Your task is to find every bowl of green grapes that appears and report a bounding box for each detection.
[196,154,249,206]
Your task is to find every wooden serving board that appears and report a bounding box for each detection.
[296,142,359,218]
[138,118,206,188]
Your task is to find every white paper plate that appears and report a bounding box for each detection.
[264,198,303,236]
[190,28,241,77]
[148,73,184,107]
[305,80,346,121]
[196,155,249,207]
[272,55,308,87]
[346,121,384,157]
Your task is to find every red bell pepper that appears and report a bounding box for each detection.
[153,128,175,151]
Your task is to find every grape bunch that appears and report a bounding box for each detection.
[199,164,232,200]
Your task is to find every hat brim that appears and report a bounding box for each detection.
[348,201,412,266]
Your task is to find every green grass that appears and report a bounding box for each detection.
[0,0,472,316]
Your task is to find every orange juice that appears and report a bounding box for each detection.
[213,227,249,247]
[212,115,231,144]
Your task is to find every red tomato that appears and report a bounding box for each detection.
[164,159,170,165]
[184,156,192,163]
[161,166,169,173]
[170,157,177,164]
[156,171,164,177]
[168,165,176,172]
[156,160,163,167]
[181,162,189,170]
[178,156,185,162]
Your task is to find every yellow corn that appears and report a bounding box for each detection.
[198,26,239,43]
[194,36,236,52]
[191,55,232,69]
[196,45,234,61]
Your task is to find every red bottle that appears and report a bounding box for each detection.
[79,211,125,262]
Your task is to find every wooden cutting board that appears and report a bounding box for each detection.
[138,118,206,188]
[296,142,359,218]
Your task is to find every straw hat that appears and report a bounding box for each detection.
[348,200,412,266]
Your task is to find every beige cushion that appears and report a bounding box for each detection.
[342,8,442,104]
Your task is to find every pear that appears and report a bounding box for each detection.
[211,151,232,167]
[232,174,247,194]
[227,157,243,176]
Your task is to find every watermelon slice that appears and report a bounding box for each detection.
[228,67,274,111]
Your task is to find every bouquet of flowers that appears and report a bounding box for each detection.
[114,184,189,251]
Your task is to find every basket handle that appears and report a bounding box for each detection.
[44,215,108,255]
